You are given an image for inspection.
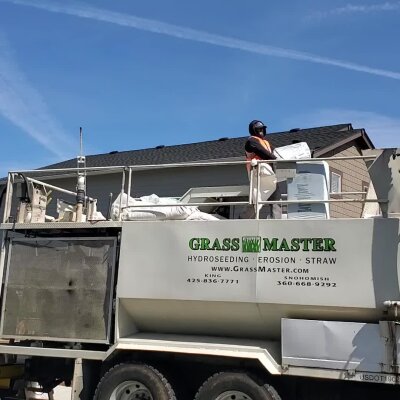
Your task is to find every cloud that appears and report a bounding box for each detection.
[2,0,400,81]
[309,2,400,19]
[0,34,75,159]
[290,109,400,148]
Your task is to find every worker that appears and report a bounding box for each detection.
[245,120,276,170]
[243,120,281,219]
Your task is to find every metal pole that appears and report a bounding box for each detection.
[258,198,387,205]
[6,173,14,223]
[256,163,261,220]
[118,170,126,221]
[330,191,367,196]
[6,154,378,175]
[2,173,11,223]
[80,127,83,159]
[121,201,250,209]
[248,164,254,205]
[127,167,132,198]
[25,177,94,201]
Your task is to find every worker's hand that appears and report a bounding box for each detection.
[251,159,258,167]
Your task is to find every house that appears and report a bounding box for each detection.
[2,123,374,219]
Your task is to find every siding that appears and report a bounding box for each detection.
[324,143,370,218]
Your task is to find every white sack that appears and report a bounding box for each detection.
[274,142,311,160]
[251,163,277,204]
[122,210,166,221]
[111,192,137,221]
[112,193,197,221]
[186,211,220,221]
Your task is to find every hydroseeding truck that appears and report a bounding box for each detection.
[0,148,398,400]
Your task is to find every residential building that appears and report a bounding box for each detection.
[1,123,374,219]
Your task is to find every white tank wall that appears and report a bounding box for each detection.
[116,218,400,340]
[117,298,381,340]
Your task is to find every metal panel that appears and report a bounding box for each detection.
[282,319,383,372]
[1,237,116,343]
[367,148,400,215]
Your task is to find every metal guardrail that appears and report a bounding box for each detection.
[2,154,384,223]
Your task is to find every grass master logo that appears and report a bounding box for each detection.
[188,237,336,252]
[242,236,261,253]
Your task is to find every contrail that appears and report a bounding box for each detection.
[3,0,400,81]
[0,34,76,158]
[311,2,400,18]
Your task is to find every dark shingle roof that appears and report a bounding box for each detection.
[41,123,372,170]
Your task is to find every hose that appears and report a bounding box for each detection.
[17,173,31,203]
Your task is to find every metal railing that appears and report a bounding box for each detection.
[1,154,384,223]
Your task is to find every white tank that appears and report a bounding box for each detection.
[116,218,400,340]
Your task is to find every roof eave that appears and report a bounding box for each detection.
[314,130,374,157]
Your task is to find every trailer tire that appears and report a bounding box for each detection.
[194,372,281,400]
[94,363,176,400]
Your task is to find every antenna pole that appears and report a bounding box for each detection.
[76,127,87,222]
[80,126,83,158]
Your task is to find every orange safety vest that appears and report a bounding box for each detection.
[245,136,273,173]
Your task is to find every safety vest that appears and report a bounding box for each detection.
[245,136,273,173]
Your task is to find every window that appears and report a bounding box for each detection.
[361,181,369,199]
[331,171,342,194]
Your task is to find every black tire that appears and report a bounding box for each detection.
[94,363,176,400]
[194,372,281,400]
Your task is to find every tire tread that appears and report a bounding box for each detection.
[263,383,282,400]
[93,362,176,400]
[194,371,281,400]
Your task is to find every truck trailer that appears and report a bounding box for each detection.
[0,149,398,399]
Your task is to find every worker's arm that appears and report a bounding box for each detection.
[245,137,277,160]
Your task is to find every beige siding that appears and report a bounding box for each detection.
[324,144,370,218]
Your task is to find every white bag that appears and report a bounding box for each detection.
[112,193,197,221]
[251,163,277,203]
[273,142,311,160]
[186,211,220,221]
[111,192,136,220]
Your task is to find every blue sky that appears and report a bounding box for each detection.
[0,0,399,175]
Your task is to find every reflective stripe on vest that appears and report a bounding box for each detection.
[245,136,272,173]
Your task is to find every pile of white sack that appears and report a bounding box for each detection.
[111,193,221,221]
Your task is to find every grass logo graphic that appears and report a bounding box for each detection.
[188,236,336,252]
[242,236,261,253]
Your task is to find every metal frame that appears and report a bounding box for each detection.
[0,236,117,344]
[281,365,400,385]
[0,344,105,360]
[109,334,281,375]
[0,221,123,230]
[1,154,381,224]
